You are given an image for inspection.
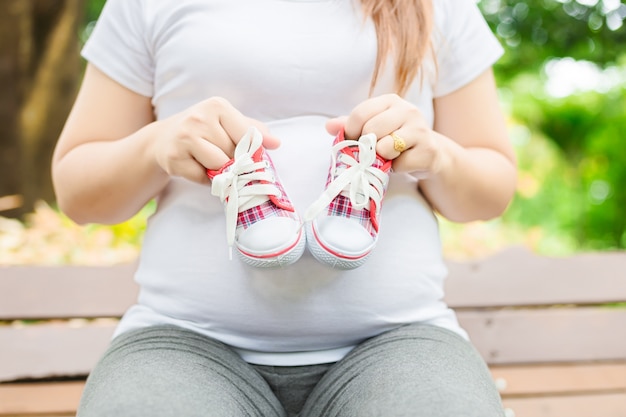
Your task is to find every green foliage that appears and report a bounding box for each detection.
[479,0,626,80]
[504,79,626,250]
[81,0,106,44]
[477,0,626,251]
[85,0,106,24]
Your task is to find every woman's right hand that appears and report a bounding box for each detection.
[53,65,280,224]
[153,97,280,184]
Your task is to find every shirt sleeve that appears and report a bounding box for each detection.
[81,0,154,97]
[432,0,504,97]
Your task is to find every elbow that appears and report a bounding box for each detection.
[439,203,507,224]
[52,168,89,225]
[55,194,132,226]
[53,179,128,226]
[474,174,518,222]
[478,196,514,222]
[440,198,512,223]
[437,170,518,223]
[52,158,124,225]
[54,195,92,226]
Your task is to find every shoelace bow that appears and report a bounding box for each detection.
[211,128,281,259]
[304,133,388,223]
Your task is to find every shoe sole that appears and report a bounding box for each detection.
[237,229,306,268]
[305,222,370,270]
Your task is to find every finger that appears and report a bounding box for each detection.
[343,95,398,139]
[376,129,411,160]
[392,149,429,174]
[168,159,212,184]
[360,107,406,142]
[211,99,261,147]
[195,98,253,154]
[205,119,280,155]
[249,120,281,150]
[203,99,281,152]
[191,136,231,171]
[325,116,348,136]
[391,139,438,175]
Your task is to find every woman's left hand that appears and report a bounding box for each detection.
[326,93,446,178]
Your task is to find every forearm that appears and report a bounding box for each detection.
[418,132,517,223]
[53,122,169,225]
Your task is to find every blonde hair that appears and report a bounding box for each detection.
[360,0,434,96]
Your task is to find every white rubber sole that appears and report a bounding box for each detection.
[305,222,372,270]
[237,229,306,268]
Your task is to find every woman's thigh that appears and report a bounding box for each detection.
[300,323,505,417]
[77,325,286,417]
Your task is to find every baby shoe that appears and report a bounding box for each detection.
[303,130,392,269]
[208,126,305,268]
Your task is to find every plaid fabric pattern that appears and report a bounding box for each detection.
[237,200,293,230]
[327,195,374,236]
[235,149,297,232]
[324,143,389,237]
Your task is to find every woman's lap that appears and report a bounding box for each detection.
[76,325,286,417]
[77,324,504,417]
[299,323,505,417]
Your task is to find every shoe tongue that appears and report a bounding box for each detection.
[338,144,387,171]
[334,130,388,168]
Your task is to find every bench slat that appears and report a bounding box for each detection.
[492,362,626,396]
[2,368,625,417]
[2,307,626,383]
[502,393,626,417]
[0,322,116,382]
[1,248,625,416]
[458,307,626,364]
[0,381,83,415]
[2,248,626,320]
[445,246,626,308]
[0,263,138,320]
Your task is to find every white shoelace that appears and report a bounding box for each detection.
[304,133,388,223]
[211,127,281,259]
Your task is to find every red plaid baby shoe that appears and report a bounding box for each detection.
[208,127,305,268]
[304,130,391,269]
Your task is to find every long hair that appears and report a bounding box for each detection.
[360,0,434,96]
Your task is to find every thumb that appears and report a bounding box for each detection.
[251,121,281,150]
[325,116,348,136]
[261,132,281,150]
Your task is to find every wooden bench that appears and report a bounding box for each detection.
[1,246,625,416]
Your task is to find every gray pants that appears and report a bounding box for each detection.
[77,323,504,417]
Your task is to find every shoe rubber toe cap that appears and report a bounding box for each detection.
[314,216,374,257]
[237,217,302,256]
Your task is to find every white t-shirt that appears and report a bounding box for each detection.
[83,0,503,366]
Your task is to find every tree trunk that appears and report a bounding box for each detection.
[0,0,26,216]
[0,0,83,218]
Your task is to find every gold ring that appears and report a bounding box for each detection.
[391,132,407,153]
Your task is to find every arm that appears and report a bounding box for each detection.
[326,68,516,223]
[419,68,517,222]
[53,64,279,225]
[52,64,165,225]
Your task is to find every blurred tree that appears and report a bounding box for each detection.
[480,0,626,250]
[509,85,626,249]
[0,0,84,218]
[479,0,626,80]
